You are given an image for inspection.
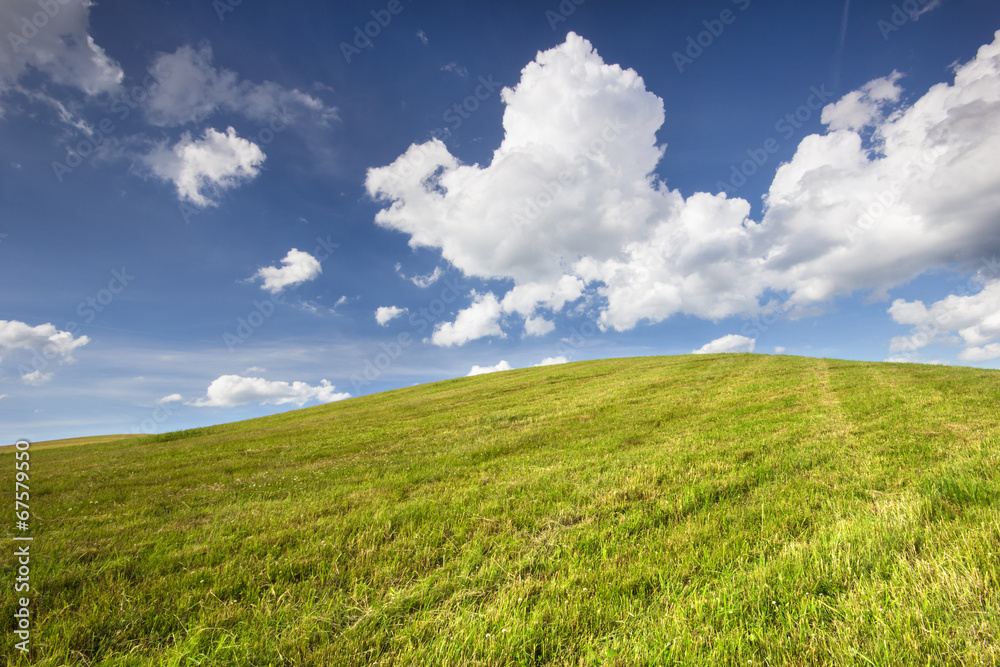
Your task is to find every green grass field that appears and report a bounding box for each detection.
[3,354,999,665]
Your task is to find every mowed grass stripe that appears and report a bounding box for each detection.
[1,354,998,666]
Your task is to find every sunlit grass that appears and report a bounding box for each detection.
[2,354,999,665]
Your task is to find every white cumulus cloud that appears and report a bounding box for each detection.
[693,334,756,355]
[431,292,504,347]
[192,374,349,407]
[889,277,1000,361]
[0,320,89,384]
[142,126,265,206]
[367,30,1000,344]
[252,248,322,293]
[467,360,512,376]
[375,306,407,326]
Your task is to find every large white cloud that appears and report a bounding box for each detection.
[0,320,89,384]
[367,33,664,288]
[252,249,322,294]
[192,374,349,407]
[143,44,335,127]
[367,31,1000,347]
[0,0,123,109]
[692,334,756,355]
[142,126,265,206]
[753,34,1000,309]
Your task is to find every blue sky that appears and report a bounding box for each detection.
[2,0,1000,442]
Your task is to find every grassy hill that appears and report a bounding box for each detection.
[3,354,999,665]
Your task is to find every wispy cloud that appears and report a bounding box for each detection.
[143,44,336,127]
[441,62,468,77]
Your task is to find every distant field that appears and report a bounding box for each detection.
[1,434,132,451]
[2,354,998,666]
